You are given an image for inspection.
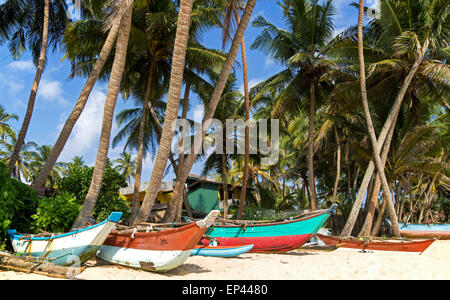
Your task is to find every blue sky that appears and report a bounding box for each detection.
[0,0,374,182]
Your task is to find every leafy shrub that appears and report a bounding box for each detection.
[57,165,130,222]
[0,162,39,250]
[31,192,81,233]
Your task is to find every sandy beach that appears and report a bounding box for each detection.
[1,240,448,280]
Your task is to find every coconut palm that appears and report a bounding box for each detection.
[0,105,18,140]
[220,0,251,218]
[0,0,71,177]
[337,0,449,237]
[114,152,137,185]
[72,0,134,229]
[0,131,37,182]
[32,0,132,193]
[155,0,258,223]
[61,156,86,176]
[250,0,337,211]
[199,71,242,218]
[28,144,65,188]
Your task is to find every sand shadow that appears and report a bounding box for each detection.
[163,263,212,277]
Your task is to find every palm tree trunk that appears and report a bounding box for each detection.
[222,151,229,219]
[32,13,123,194]
[134,0,195,223]
[340,2,429,237]
[161,0,257,223]
[371,193,387,236]
[9,0,49,177]
[332,127,341,202]
[308,79,318,210]
[173,83,191,221]
[233,7,251,220]
[72,3,133,229]
[356,0,400,237]
[129,61,155,223]
[358,118,396,237]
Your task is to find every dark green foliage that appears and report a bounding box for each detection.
[0,162,39,250]
[440,197,449,222]
[57,165,130,222]
[31,192,81,233]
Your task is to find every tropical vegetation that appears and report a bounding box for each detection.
[0,0,448,250]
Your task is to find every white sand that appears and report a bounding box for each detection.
[1,240,449,280]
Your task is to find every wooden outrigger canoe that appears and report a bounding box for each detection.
[200,205,337,253]
[8,212,123,266]
[316,234,435,253]
[386,221,450,240]
[96,210,219,272]
[191,244,254,258]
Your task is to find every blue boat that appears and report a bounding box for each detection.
[191,244,254,258]
[386,220,450,239]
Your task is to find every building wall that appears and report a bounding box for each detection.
[188,182,220,213]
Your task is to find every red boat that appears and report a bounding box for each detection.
[316,234,435,253]
[96,210,219,272]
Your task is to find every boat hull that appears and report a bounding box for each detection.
[8,212,122,266]
[317,234,435,253]
[202,210,332,253]
[191,244,254,257]
[397,222,450,240]
[96,211,220,272]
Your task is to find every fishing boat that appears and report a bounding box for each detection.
[191,244,254,258]
[316,234,435,253]
[387,220,450,240]
[96,210,220,272]
[8,212,123,266]
[200,205,337,253]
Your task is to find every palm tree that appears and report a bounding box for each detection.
[61,156,86,176]
[0,105,18,140]
[28,144,65,188]
[200,71,242,218]
[0,0,70,177]
[155,0,258,223]
[353,0,402,237]
[72,0,134,229]
[114,152,137,185]
[250,0,337,211]
[338,0,448,237]
[0,131,37,182]
[32,0,131,193]
[133,0,200,223]
[221,0,251,219]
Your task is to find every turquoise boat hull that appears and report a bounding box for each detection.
[191,244,254,257]
[202,206,336,253]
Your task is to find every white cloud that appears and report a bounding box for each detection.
[59,88,106,161]
[0,73,25,94]
[38,79,68,105]
[7,60,35,72]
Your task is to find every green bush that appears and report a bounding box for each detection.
[0,162,39,250]
[31,192,81,233]
[57,165,130,222]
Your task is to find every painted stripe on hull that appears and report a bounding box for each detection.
[202,234,313,253]
[97,245,193,272]
[8,216,119,266]
[203,211,331,252]
[191,244,254,257]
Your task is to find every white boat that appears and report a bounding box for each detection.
[8,212,122,266]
